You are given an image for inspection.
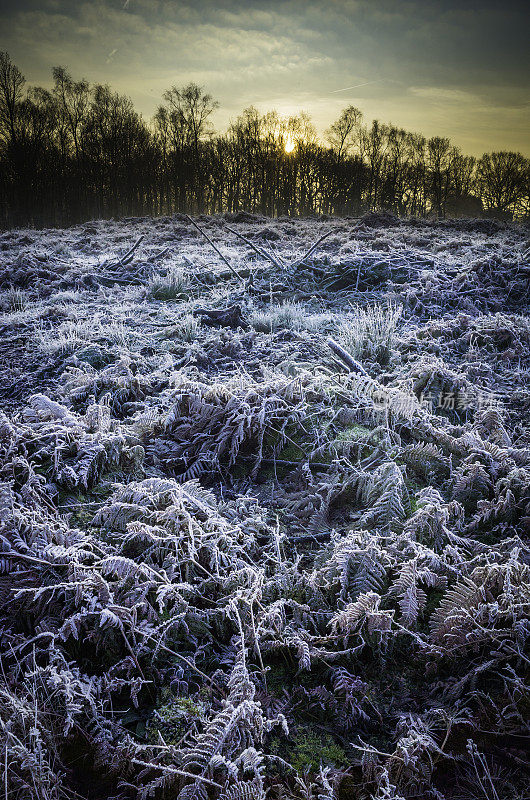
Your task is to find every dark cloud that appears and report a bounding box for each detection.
[1,0,528,154]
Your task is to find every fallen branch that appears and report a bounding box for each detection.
[185,214,244,283]
[118,235,145,266]
[327,337,369,375]
[225,225,285,269]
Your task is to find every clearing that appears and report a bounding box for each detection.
[0,211,529,800]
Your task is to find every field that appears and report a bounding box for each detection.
[0,211,529,800]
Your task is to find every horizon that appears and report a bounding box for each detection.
[1,0,529,158]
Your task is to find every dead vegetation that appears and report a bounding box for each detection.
[0,213,529,800]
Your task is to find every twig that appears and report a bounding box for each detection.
[238,456,332,471]
[355,258,362,291]
[290,229,334,267]
[327,337,369,375]
[146,245,172,263]
[227,225,335,271]
[288,531,334,543]
[3,550,65,568]
[118,235,144,266]
[185,215,243,283]
[134,627,223,692]
[225,225,285,269]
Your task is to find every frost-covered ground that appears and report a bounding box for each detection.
[0,212,529,800]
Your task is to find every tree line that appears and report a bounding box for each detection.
[0,52,528,228]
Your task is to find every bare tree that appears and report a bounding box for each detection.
[0,51,25,146]
[160,83,218,153]
[326,105,362,160]
[156,83,219,212]
[360,119,389,209]
[426,136,452,216]
[52,66,90,160]
[476,151,529,216]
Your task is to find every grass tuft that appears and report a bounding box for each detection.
[340,301,402,365]
[147,266,189,300]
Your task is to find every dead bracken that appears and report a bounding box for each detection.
[0,213,529,800]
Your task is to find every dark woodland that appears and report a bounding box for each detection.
[0,52,529,228]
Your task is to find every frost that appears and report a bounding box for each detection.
[0,213,529,799]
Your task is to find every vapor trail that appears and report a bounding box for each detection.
[331,79,387,93]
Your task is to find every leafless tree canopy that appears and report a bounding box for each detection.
[0,52,528,227]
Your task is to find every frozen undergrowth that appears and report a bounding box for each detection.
[339,303,402,366]
[0,211,529,800]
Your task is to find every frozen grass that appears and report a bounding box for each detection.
[173,313,200,342]
[250,301,307,332]
[3,287,28,312]
[147,266,189,300]
[36,317,130,355]
[47,289,88,305]
[340,302,402,365]
[1,215,529,800]
[36,320,84,354]
[250,300,333,334]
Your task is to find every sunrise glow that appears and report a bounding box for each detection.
[284,134,296,154]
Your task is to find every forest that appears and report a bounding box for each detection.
[0,51,529,228]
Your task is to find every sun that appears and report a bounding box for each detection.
[284,134,296,154]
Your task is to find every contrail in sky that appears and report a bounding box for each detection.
[331,79,387,93]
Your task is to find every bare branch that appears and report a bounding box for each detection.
[185,214,244,283]
[225,225,285,269]
[118,235,144,266]
[327,337,369,375]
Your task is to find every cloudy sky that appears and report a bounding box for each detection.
[1,0,529,155]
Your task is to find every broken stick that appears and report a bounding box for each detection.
[327,337,368,376]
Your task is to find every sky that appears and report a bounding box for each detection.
[1,0,529,156]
